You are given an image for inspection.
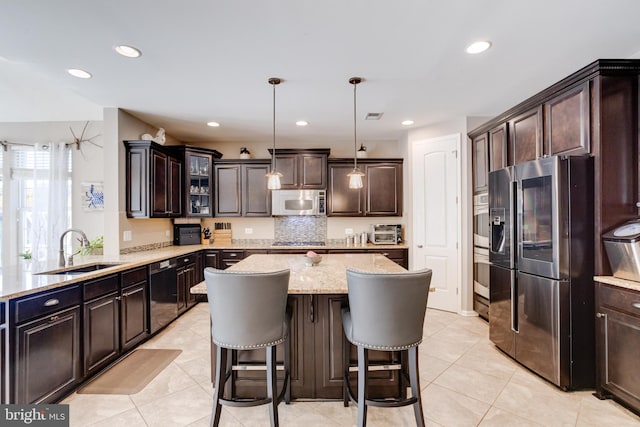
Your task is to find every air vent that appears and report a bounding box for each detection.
[365,113,384,120]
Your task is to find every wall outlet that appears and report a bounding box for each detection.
[245,228,253,234]
[123,230,132,241]
[345,228,353,235]
[165,230,171,237]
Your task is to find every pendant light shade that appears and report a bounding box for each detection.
[348,77,365,189]
[266,77,283,190]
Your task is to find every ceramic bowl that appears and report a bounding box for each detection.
[304,255,322,266]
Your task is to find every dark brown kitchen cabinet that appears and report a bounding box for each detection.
[124,140,183,218]
[544,81,590,157]
[12,285,82,404]
[472,133,489,193]
[214,160,271,217]
[271,148,329,189]
[595,282,640,414]
[120,267,149,351]
[509,106,542,165]
[327,162,364,216]
[489,123,508,171]
[83,275,120,377]
[176,254,198,313]
[327,248,408,269]
[203,250,220,270]
[327,159,403,217]
[169,146,221,218]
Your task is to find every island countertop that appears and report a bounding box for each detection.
[191,253,406,294]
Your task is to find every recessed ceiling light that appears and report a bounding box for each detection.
[67,68,92,79]
[466,41,492,54]
[401,120,414,126]
[207,121,220,127]
[296,120,308,127]
[114,45,142,58]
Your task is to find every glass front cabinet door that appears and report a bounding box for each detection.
[187,152,212,217]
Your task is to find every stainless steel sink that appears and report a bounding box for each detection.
[35,263,122,275]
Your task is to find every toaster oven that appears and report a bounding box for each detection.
[369,224,402,245]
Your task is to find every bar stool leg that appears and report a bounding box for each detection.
[357,346,368,427]
[266,345,279,427]
[343,333,350,407]
[211,346,228,427]
[408,346,425,427]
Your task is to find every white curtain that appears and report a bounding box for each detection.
[30,142,71,262]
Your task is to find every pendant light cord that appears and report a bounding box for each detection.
[353,79,357,170]
[272,80,276,173]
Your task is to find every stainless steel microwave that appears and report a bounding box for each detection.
[271,189,326,216]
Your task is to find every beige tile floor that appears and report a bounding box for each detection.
[62,303,640,426]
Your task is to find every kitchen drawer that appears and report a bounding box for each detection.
[121,266,147,288]
[83,274,119,301]
[599,284,640,317]
[175,254,197,268]
[14,285,81,324]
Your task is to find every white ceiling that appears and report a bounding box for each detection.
[2,0,640,146]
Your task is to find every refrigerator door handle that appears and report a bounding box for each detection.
[511,277,518,333]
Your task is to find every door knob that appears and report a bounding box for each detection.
[417,245,423,248]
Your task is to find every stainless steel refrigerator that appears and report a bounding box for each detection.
[488,155,594,390]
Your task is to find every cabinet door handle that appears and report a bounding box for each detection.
[632,303,640,309]
[44,299,60,307]
[596,312,606,318]
[116,296,122,301]
[49,315,59,322]
[309,295,315,323]
[184,258,190,262]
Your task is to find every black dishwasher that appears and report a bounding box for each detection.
[148,258,178,334]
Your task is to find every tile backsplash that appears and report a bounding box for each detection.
[274,216,327,243]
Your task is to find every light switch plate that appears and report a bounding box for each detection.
[245,228,253,234]
[345,228,353,235]
[123,230,132,241]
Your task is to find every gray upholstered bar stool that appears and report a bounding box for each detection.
[204,267,291,427]
[342,268,432,427]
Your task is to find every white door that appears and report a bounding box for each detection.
[412,134,460,312]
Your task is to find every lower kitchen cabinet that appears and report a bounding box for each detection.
[328,248,408,269]
[595,282,640,414]
[11,285,82,404]
[176,254,198,313]
[120,267,149,351]
[84,293,120,377]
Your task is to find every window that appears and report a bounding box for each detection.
[1,144,72,266]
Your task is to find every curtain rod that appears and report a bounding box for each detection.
[0,140,79,152]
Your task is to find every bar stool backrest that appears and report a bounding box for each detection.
[204,267,290,349]
[345,268,432,350]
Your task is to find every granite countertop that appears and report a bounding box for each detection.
[594,276,640,292]
[0,242,408,301]
[191,253,407,295]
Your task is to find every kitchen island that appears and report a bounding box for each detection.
[192,253,408,400]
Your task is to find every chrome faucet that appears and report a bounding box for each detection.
[59,228,90,267]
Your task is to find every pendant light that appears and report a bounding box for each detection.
[347,77,365,189]
[266,77,283,190]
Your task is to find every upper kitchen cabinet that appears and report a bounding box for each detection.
[472,133,488,194]
[489,123,508,171]
[124,141,182,218]
[270,148,329,189]
[543,81,590,157]
[214,160,271,217]
[509,106,542,165]
[327,159,403,217]
[169,146,222,218]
